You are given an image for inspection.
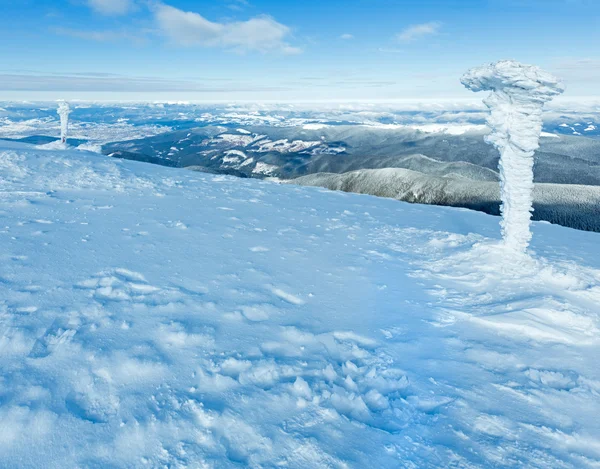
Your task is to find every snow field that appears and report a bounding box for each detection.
[0,141,599,468]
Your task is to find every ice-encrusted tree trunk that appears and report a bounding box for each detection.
[57,101,71,144]
[461,60,564,253]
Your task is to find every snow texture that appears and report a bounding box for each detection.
[461,60,565,252]
[56,101,71,144]
[1,140,599,468]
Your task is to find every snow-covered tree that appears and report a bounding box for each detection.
[461,60,564,253]
[57,101,72,144]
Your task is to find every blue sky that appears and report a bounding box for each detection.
[1,0,599,100]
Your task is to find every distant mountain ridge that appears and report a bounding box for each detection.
[102,125,600,185]
[290,168,600,232]
[102,124,600,232]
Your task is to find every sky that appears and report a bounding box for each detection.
[0,0,599,101]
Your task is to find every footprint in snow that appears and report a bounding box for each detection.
[75,268,180,304]
[29,317,79,358]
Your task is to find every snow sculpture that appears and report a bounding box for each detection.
[57,101,72,144]
[461,60,564,253]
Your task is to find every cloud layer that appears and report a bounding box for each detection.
[87,0,136,16]
[54,27,144,44]
[79,2,301,54]
[0,72,288,93]
[396,22,441,42]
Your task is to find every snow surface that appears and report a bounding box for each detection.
[254,139,322,153]
[1,141,600,468]
[252,161,279,176]
[290,167,600,232]
[540,131,560,138]
[222,150,249,165]
[0,116,169,146]
[217,133,257,146]
[303,124,330,130]
[462,60,565,252]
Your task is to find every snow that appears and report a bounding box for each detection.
[222,149,249,165]
[216,133,257,146]
[462,60,565,252]
[310,145,346,155]
[239,156,255,167]
[1,140,600,468]
[252,161,279,175]
[254,139,321,153]
[76,143,103,153]
[222,155,242,164]
[0,116,169,145]
[224,149,247,158]
[363,123,488,135]
[410,124,488,135]
[303,123,330,130]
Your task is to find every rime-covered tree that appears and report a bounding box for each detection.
[461,60,564,253]
[57,101,72,145]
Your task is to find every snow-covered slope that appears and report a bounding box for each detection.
[291,168,600,232]
[1,141,600,468]
[102,125,600,186]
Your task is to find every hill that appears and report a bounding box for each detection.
[1,140,599,468]
[291,168,600,232]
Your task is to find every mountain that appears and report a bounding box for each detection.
[290,168,600,232]
[101,124,600,232]
[1,140,599,468]
[102,124,600,185]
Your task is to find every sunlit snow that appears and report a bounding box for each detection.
[0,140,599,468]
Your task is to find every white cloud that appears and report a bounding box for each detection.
[152,3,301,54]
[550,58,600,93]
[0,71,289,93]
[553,57,600,76]
[54,27,145,44]
[87,0,136,15]
[227,0,250,11]
[396,21,441,42]
[378,48,404,53]
[340,34,354,40]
